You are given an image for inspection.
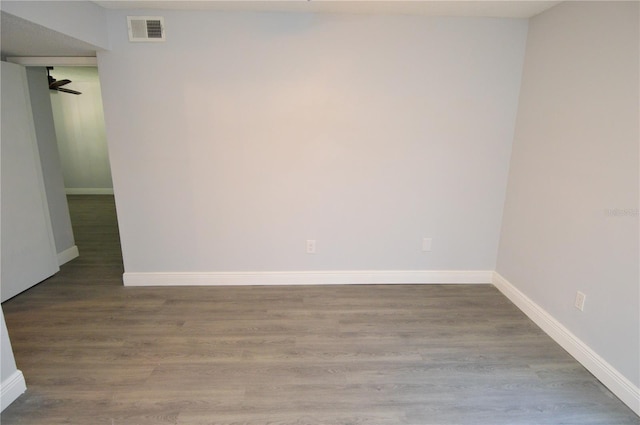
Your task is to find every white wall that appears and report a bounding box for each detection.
[98,11,528,276]
[26,67,78,263]
[50,67,113,194]
[0,306,26,411]
[497,0,639,400]
[1,61,59,302]
[0,307,18,385]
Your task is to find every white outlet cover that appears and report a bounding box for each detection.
[306,240,316,254]
[422,238,432,252]
[575,291,586,311]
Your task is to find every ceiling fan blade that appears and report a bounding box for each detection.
[56,87,82,95]
[50,79,72,89]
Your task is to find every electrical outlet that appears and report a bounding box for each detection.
[306,240,316,254]
[422,237,432,252]
[575,291,586,311]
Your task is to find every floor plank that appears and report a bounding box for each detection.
[1,195,638,424]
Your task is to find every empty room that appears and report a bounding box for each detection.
[0,1,638,424]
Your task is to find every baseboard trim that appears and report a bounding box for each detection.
[0,370,26,412]
[57,245,79,266]
[492,272,640,416]
[124,270,493,287]
[65,188,114,195]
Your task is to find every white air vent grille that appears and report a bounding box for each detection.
[128,16,165,42]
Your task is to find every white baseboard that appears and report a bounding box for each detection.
[492,272,640,416]
[57,245,79,266]
[65,188,114,195]
[0,370,26,412]
[124,270,493,287]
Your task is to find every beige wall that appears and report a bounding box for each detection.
[497,0,639,390]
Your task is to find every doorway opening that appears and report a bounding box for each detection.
[48,66,113,196]
[45,63,122,273]
[16,57,123,280]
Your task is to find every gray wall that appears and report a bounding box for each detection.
[1,61,59,302]
[0,305,24,411]
[497,1,639,388]
[0,308,18,384]
[98,12,528,274]
[26,67,77,259]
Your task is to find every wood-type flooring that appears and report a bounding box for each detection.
[2,195,638,424]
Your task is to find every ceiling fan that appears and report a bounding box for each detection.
[47,67,81,95]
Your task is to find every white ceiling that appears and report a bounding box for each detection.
[1,12,99,57]
[1,1,561,58]
[92,1,562,18]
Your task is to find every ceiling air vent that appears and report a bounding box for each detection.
[127,16,165,42]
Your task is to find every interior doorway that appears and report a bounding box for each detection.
[48,66,113,195]
[10,57,122,275]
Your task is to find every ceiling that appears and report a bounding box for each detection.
[92,1,561,18]
[1,12,100,58]
[1,1,562,58]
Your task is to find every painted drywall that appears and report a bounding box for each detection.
[0,0,109,50]
[26,67,78,262]
[50,67,113,193]
[98,11,528,274]
[1,61,59,302]
[0,306,26,411]
[0,308,18,387]
[497,0,639,391]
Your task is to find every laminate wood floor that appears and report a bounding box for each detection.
[2,196,638,424]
